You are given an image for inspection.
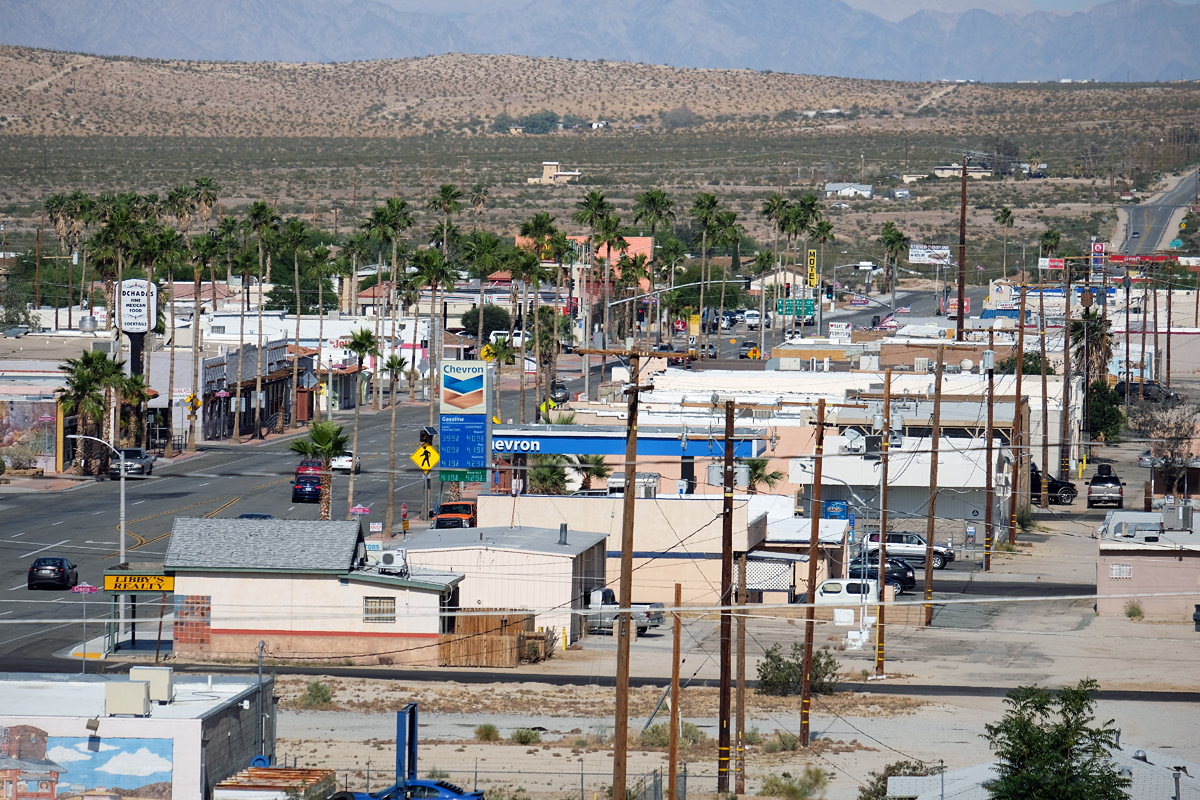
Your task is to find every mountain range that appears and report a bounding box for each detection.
[1,0,1197,82]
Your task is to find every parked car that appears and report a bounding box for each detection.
[847,554,917,594]
[667,350,693,367]
[237,513,275,520]
[832,202,851,209]
[1114,380,1179,404]
[108,448,153,478]
[548,380,570,404]
[734,310,747,324]
[745,310,762,331]
[862,532,955,570]
[1029,463,1078,505]
[291,476,322,503]
[1087,464,1125,509]
[1138,449,1165,469]
[1131,230,1141,239]
[434,500,477,528]
[738,340,758,359]
[331,451,360,474]
[794,578,879,604]
[295,458,323,478]
[27,556,78,590]
[584,587,665,636]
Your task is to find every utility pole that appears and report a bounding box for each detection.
[800,398,826,747]
[1059,260,1073,479]
[1008,287,1027,545]
[1039,282,1050,509]
[735,554,747,795]
[923,348,945,627]
[36,199,44,312]
[1139,274,1148,401]
[717,399,734,793]
[576,348,652,800]
[956,158,969,342]
[1166,270,1172,389]
[669,582,681,800]
[984,331,995,572]
[1152,270,1160,392]
[875,369,891,675]
[1124,275,1132,406]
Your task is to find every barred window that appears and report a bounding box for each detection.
[212,326,226,334]
[1109,564,1132,580]
[364,597,395,623]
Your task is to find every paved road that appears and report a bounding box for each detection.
[1124,168,1199,254]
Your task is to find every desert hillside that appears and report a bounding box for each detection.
[2,46,1198,141]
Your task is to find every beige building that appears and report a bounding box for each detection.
[1097,509,1200,620]
[527,161,582,185]
[165,518,462,665]
[390,525,607,643]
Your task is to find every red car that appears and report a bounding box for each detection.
[295,459,323,478]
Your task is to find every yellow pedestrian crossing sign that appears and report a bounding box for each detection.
[410,443,440,473]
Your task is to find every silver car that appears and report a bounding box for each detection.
[108,448,153,478]
[862,532,955,570]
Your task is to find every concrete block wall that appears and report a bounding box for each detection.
[200,678,277,799]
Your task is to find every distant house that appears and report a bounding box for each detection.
[824,183,873,199]
[894,189,911,199]
[527,161,583,186]
[933,163,993,179]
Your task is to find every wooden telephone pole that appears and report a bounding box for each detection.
[923,347,945,627]
[984,330,995,572]
[1008,287,1027,544]
[718,399,735,792]
[669,582,681,800]
[875,369,891,675]
[735,555,747,795]
[800,398,827,747]
[577,347,654,800]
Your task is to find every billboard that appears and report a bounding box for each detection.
[1038,257,1065,270]
[118,279,158,334]
[440,360,487,414]
[440,360,491,473]
[909,244,951,264]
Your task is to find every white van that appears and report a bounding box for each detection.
[794,578,880,605]
[489,330,526,348]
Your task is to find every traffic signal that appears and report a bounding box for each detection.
[784,283,791,298]
[420,426,438,444]
[744,276,751,290]
[636,308,645,322]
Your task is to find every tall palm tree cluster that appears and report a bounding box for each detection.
[56,350,150,473]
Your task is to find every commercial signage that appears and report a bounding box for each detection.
[104,574,174,592]
[825,500,848,520]
[776,299,815,316]
[439,360,491,474]
[909,244,951,265]
[440,468,487,482]
[807,249,818,287]
[1091,242,1105,268]
[939,297,971,315]
[1038,257,1065,270]
[828,322,852,344]
[118,279,158,334]
[849,294,870,307]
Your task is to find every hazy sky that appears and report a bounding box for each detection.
[377,0,1200,17]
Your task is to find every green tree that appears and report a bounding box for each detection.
[462,230,506,347]
[690,193,721,354]
[1087,381,1124,442]
[343,328,379,520]
[522,109,560,134]
[461,304,512,343]
[1039,228,1062,257]
[278,217,310,428]
[528,453,571,493]
[744,458,784,494]
[412,247,456,426]
[982,679,1130,800]
[879,221,909,302]
[996,351,1056,376]
[384,353,409,534]
[751,249,774,351]
[288,421,349,520]
[856,761,937,800]
[1069,308,1113,388]
[56,351,118,473]
[994,206,1014,278]
[633,188,676,279]
[572,453,612,491]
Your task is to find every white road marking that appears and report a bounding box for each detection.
[7,583,27,591]
[199,483,210,487]
[52,521,64,525]
[18,540,70,558]
[0,611,13,617]
[92,511,104,515]
[11,532,26,538]
[132,500,145,505]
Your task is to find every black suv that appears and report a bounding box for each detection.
[847,554,917,594]
[1029,463,1077,505]
[1115,380,1179,404]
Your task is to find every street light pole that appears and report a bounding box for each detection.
[68,434,126,642]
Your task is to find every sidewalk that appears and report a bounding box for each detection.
[0,471,96,493]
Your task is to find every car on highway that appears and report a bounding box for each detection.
[738,340,758,359]
[846,554,917,594]
[291,476,322,503]
[434,500,477,527]
[548,379,570,404]
[295,458,323,477]
[862,532,955,570]
[27,556,78,590]
[108,448,153,478]
[1087,464,1125,509]
[1131,231,1140,239]
[237,513,275,520]
[331,451,360,474]
[1029,463,1077,505]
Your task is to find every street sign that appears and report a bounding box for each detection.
[349,505,370,515]
[673,319,686,333]
[775,299,815,316]
[103,575,173,592]
[118,279,158,334]
[401,503,408,521]
[849,294,869,307]
[71,583,98,594]
[828,322,852,344]
[440,468,486,482]
[402,519,410,532]
[410,443,440,473]
[215,390,230,397]
[369,522,383,532]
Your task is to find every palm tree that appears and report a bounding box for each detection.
[192,232,221,441]
[344,328,379,520]
[462,230,505,350]
[288,421,349,520]
[1039,228,1061,257]
[713,211,742,346]
[412,248,456,426]
[572,191,614,371]
[396,279,422,402]
[193,177,220,236]
[879,221,910,306]
[360,202,403,412]
[744,458,785,494]
[812,219,835,313]
[67,190,95,328]
[56,351,111,473]
[547,230,578,379]
[469,182,490,231]
[487,335,516,414]
[593,213,628,356]
[427,184,463,263]
[278,217,310,428]
[122,373,152,449]
[308,245,334,423]
[691,193,721,356]
[994,206,1014,279]
[1069,308,1113,387]
[384,353,409,535]
[633,188,676,270]
[509,247,546,423]
[246,201,281,437]
[230,246,257,441]
[154,228,189,451]
[759,194,788,329]
[752,249,774,352]
[572,453,613,491]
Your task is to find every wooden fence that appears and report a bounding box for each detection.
[438,608,535,668]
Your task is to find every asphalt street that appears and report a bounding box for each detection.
[1124,167,1199,254]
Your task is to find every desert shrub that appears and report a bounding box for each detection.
[511,728,541,745]
[573,738,588,748]
[763,740,781,754]
[639,723,670,747]
[744,727,763,745]
[777,731,800,751]
[425,768,450,779]
[681,722,707,746]
[475,724,500,741]
[757,643,840,696]
[5,445,38,470]
[758,767,829,800]
[296,681,333,708]
[1124,600,1144,620]
[1015,505,1035,532]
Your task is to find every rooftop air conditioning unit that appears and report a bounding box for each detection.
[129,666,174,704]
[913,357,930,372]
[106,680,151,717]
[381,550,408,568]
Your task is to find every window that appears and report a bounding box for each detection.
[364,597,395,623]
[212,326,225,334]
[1110,564,1133,580]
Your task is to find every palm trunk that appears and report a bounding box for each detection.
[427,283,440,427]
[519,281,529,423]
[409,300,418,403]
[386,371,398,533]
[477,272,486,356]
[320,462,332,521]
[533,283,543,421]
[189,267,201,450]
[112,251,124,448]
[233,269,247,442]
[315,268,325,423]
[373,283,382,413]
[346,369,363,520]
[168,263,177,455]
[292,249,302,428]
[254,250,267,438]
[699,231,708,357]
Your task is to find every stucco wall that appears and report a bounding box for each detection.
[1097,549,1200,619]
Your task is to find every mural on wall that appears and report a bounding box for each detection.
[0,401,58,472]
[0,726,172,800]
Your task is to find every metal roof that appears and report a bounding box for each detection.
[397,525,607,557]
[165,517,363,572]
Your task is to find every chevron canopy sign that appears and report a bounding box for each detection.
[442,369,486,412]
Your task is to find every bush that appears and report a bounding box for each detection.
[777,731,800,751]
[475,724,500,742]
[296,681,333,708]
[763,740,781,754]
[425,768,450,779]
[744,727,763,745]
[1015,505,1035,532]
[5,445,38,470]
[758,767,829,800]
[757,643,840,696]
[639,723,670,748]
[1124,600,1144,620]
[510,728,541,745]
[681,722,707,746]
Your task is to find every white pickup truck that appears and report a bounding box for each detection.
[584,588,666,635]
